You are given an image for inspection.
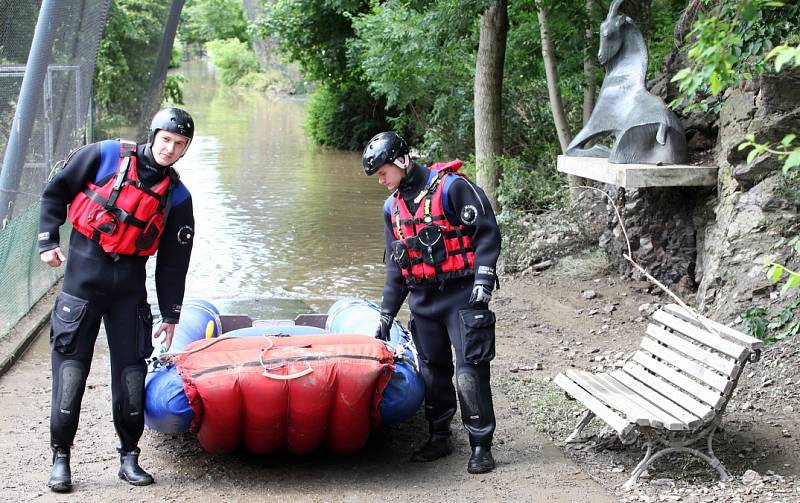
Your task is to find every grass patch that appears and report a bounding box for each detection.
[553,250,610,281]
[502,376,581,437]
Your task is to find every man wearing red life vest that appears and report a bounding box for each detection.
[363,132,501,474]
[37,108,196,493]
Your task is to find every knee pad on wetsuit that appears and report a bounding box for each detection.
[456,369,481,419]
[120,365,146,418]
[54,361,87,418]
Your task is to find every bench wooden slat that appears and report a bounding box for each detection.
[631,351,725,408]
[554,373,633,435]
[564,370,652,427]
[611,370,704,429]
[621,362,716,421]
[645,324,738,376]
[570,370,688,430]
[640,337,731,393]
[652,310,748,361]
[663,304,763,351]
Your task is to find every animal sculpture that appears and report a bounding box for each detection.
[566,0,687,165]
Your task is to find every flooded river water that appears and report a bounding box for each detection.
[149,60,389,320]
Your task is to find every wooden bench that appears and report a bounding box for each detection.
[554,303,763,489]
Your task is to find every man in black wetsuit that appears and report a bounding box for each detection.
[363,132,501,474]
[38,108,196,492]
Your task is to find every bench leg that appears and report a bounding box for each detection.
[622,428,729,490]
[565,410,595,443]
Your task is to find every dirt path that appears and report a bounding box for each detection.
[3,254,796,502]
[0,288,613,502]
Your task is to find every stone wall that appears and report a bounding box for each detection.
[695,70,800,320]
[600,69,800,321]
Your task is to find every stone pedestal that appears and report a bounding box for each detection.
[557,155,717,290]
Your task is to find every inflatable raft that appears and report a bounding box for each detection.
[145,298,424,454]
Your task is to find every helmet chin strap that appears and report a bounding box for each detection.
[393,154,410,172]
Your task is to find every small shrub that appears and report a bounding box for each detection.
[305,83,390,150]
[497,156,568,213]
[207,38,258,86]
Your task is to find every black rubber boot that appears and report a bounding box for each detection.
[117,448,154,486]
[410,433,453,462]
[467,445,495,474]
[47,447,72,493]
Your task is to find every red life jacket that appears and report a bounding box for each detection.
[390,160,475,285]
[68,141,177,257]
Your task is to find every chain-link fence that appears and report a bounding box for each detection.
[0,0,111,336]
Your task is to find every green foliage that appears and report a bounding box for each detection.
[646,1,690,81]
[180,0,250,46]
[163,74,185,104]
[670,0,799,112]
[93,0,170,128]
[305,83,391,150]
[257,0,368,84]
[740,294,800,343]
[496,156,567,212]
[170,38,184,68]
[739,131,800,175]
[207,38,259,86]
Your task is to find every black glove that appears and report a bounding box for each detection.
[469,281,493,305]
[374,311,394,341]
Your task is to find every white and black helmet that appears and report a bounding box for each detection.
[148,107,195,145]
[362,132,410,176]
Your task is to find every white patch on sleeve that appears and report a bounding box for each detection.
[38,232,50,241]
[478,266,495,277]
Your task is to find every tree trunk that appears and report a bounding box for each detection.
[582,0,596,126]
[537,1,580,192]
[474,0,509,211]
[242,0,272,69]
[537,3,570,153]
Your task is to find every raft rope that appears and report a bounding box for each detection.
[258,338,315,380]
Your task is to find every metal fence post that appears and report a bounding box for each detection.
[0,0,64,226]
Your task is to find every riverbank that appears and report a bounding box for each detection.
[1,249,797,501]
[492,254,800,502]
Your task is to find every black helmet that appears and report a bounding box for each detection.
[362,132,409,176]
[148,107,195,144]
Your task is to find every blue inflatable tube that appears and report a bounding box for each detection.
[224,325,326,337]
[145,300,221,433]
[144,366,194,434]
[326,297,425,424]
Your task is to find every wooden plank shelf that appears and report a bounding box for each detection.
[557,155,717,188]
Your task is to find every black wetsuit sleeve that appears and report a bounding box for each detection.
[446,177,501,286]
[38,143,101,252]
[155,194,194,323]
[380,208,408,317]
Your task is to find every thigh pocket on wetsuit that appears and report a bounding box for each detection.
[458,308,496,364]
[136,303,154,359]
[50,292,89,354]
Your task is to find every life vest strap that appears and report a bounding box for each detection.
[80,188,148,228]
[405,268,475,287]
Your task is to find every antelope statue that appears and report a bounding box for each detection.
[566,0,687,164]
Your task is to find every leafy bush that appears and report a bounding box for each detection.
[305,83,391,150]
[496,156,567,213]
[740,294,800,343]
[207,38,258,86]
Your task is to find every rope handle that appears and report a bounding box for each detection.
[259,340,314,380]
[262,364,314,380]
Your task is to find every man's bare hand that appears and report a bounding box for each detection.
[154,322,177,351]
[40,247,67,267]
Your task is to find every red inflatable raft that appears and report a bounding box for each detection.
[174,334,394,454]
